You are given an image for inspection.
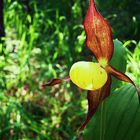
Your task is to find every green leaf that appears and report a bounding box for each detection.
[111,39,127,90]
[83,84,140,140]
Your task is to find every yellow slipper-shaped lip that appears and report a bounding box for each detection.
[69,61,108,90]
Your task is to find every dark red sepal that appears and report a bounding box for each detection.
[84,0,114,62]
[79,75,112,131]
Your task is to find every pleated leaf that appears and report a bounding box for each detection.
[83,84,140,140]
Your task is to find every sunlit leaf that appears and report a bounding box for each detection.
[110,39,127,90]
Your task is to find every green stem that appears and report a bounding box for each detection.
[100,103,103,140]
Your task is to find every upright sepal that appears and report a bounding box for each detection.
[84,0,114,62]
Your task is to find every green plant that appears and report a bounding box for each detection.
[46,0,138,134]
[125,41,140,84]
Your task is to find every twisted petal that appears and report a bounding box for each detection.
[106,65,140,100]
[79,75,112,131]
[107,65,135,85]
[43,76,70,87]
[84,0,114,62]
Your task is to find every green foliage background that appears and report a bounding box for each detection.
[0,0,140,139]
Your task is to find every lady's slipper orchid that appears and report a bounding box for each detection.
[45,0,139,131]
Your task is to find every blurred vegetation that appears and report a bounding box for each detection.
[0,0,140,139]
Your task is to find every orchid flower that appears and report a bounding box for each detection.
[45,0,138,131]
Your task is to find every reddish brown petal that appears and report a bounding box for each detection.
[84,0,114,62]
[42,76,70,87]
[106,65,135,86]
[106,65,140,101]
[79,75,112,131]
